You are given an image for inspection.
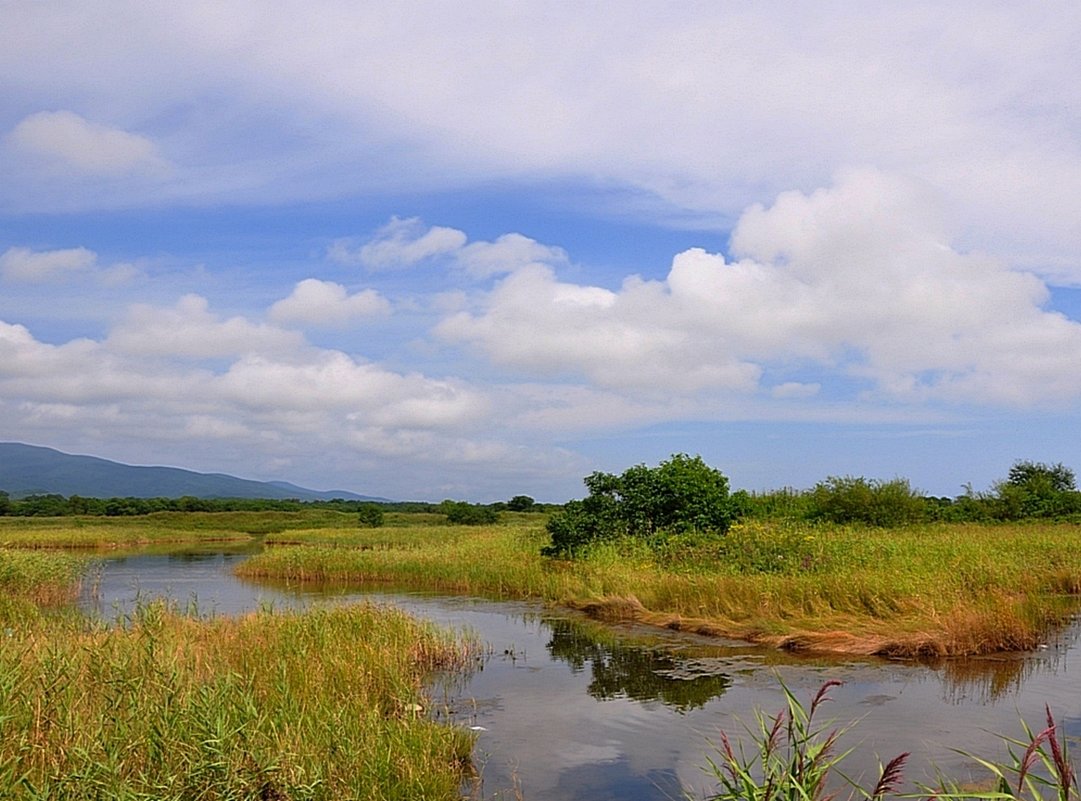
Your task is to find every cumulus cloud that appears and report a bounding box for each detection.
[331,218,568,279]
[457,233,568,278]
[7,111,170,178]
[438,263,762,393]
[219,351,484,426]
[0,246,97,282]
[439,170,1081,406]
[0,304,503,498]
[108,294,305,359]
[330,217,466,270]
[268,278,390,326]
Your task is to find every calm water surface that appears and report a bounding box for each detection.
[80,546,1081,801]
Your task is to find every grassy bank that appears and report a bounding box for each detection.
[0,518,482,800]
[0,549,90,628]
[0,601,478,800]
[238,518,1081,657]
[0,509,364,548]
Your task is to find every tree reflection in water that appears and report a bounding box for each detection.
[544,618,732,712]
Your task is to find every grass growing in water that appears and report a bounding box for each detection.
[0,549,90,628]
[238,518,1081,657]
[0,600,479,800]
[0,518,483,799]
[697,680,1077,801]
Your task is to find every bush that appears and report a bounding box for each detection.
[807,476,924,527]
[542,454,733,558]
[440,500,499,525]
[992,460,1081,519]
[357,503,384,528]
[506,495,536,512]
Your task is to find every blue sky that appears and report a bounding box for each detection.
[2,3,1080,502]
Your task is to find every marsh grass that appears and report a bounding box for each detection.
[0,510,364,548]
[0,549,88,609]
[238,518,1081,657]
[0,600,480,800]
[6,512,1080,656]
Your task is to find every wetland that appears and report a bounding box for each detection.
[3,512,1081,799]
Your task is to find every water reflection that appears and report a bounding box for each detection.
[545,618,732,711]
[77,547,1081,801]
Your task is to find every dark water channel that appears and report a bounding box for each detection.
[80,545,1081,800]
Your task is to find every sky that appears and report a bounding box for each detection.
[2,3,1080,502]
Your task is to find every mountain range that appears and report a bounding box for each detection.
[0,442,381,501]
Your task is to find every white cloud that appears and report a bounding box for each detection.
[331,218,569,279]
[3,6,1078,275]
[330,217,467,270]
[7,110,169,178]
[268,278,390,326]
[108,294,305,359]
[218,351,483,427]
[457,233,568,278]
[438,261,763,394]
[0,307,510,498]
[438,170,1081,406]
[0,246,97,282]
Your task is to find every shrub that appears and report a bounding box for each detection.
[807,476,924,527]
[440,500,499,525]
[506,495,536,512]
[357,503,385,528]
[542,454,733,558]
[993,460,1081,519]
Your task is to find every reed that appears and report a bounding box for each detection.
[238,518,1081,657]
[0,600,480,800]
[0,549,88,610]
[696,680,1077,801]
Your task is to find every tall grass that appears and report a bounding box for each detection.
[0,550,89,628]
[696,680,1077,801]
[0,601,479,800]
[238,518,1081,657]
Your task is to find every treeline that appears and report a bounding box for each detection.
[540,457,1081,558]
[737,460,1081,526]
[2,460,1077,528]
[0,490,556,519]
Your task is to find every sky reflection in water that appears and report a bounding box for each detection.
[81,548,1081,801]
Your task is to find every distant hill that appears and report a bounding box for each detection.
[0,442,383,501]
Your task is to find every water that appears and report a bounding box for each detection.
[80,546,1081,800]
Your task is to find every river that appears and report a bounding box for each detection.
[80,544,1081,801]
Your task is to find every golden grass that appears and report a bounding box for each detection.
[0,601,479,800]
[4,512,1079,657]
[0,509,367,548]
[0,513,487,799]
[238,518,1081,657]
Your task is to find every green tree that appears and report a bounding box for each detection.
[1007,460,1076,493]
[807,476,924,527]
[0,491,9,516]
[542,454,733,557]
[440,500,499,525]
[357,502,385,528]
[994,460,1080,519]
[506,495,536,512]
